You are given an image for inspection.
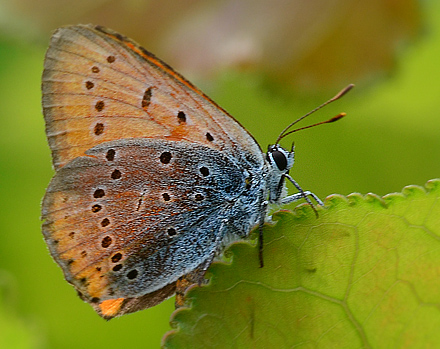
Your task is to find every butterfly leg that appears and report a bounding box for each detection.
[282,174,323,217]
[258,200,268,268]
[281,191,322,205]
[282,174,324,205]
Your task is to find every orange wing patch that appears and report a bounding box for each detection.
[98,298,125,319]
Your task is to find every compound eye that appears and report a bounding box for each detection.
[272,150,287,171]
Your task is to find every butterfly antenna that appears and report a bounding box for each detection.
[275,84,354,144]
[280,112,346,139]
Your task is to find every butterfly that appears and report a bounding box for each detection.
[41,24,352,319]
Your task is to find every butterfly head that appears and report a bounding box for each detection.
[266,144,294,175]
[264,143,295,203]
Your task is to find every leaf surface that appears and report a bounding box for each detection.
[163,179,440,348]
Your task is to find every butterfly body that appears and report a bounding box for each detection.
[41,24,326,318]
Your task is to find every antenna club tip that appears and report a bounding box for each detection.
[329,112,346,122]
[344,84,355,94]
[333,84,355,100]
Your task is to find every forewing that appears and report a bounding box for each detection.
[42,24,262,170]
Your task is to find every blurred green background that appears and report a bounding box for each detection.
[0,0,439,348]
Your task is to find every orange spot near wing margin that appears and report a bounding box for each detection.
[99,298,125,318]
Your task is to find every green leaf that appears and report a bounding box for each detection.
[163,179,440,348]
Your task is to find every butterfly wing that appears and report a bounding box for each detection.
[42,138,252,317]
[42,25,266,318]
[42,24,263,170]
